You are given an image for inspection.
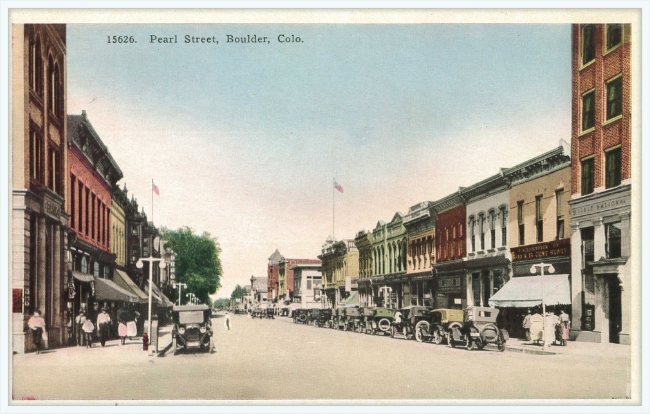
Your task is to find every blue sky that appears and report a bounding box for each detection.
[66,24,571,299]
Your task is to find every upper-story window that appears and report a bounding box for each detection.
[500,207,507,246]
[556,189,565,239]
[469,217,475,252]
[582,90,596,131]
[479,214,485,251]
[535,196,544,243]
[606,75,623,120]
[606,24,622,50]
[581,157,595,195]
[605,147,622,189]
[581,24,596,65]
[489,211,496,249]
[29,35,43,96]
[70,174,76,230]
[517,201,525,246]
[29,128,43,183]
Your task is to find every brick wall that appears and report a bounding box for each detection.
[435,205,466,263]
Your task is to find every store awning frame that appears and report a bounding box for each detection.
[94,276,145,303]
[488,274,571,308]
[113,269,148,301]
[72,271,94,283]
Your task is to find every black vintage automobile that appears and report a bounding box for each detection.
[316,308,332,328]
[309,308,322,325]
[293,308,310,324]
[390,306,431,340]
[342,307,363,332]
[170,304,213,355]
[265,306,275,319]
[447,306,509,351]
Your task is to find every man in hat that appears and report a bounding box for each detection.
[522,309,533,341]
[96,306,111,347]
[75,311,87,346]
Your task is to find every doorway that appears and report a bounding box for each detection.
[608,277,622,344]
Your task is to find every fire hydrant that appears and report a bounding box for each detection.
[143,333,148,351]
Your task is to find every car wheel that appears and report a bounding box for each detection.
[415,321,429,343]
[378,318,391,334]
[464,336,474,351]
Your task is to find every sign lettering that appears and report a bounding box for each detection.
[511,238,570,262]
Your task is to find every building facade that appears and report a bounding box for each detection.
[432,193,467,310]
[278,258,322,302]
[292,264,323,308]
[353,230,373,306]
[319,238,359,309]
[267,249,284,300]
[12,24,69,353]
[250,276,269,305]
[569,24,632,345]
[403,201,436,307]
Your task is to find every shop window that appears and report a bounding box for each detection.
[472,273,481,306]
[556,189,565,239]
[492,270,504,295]
[605,147,622,189]
[606,75,623,120]
[535,196,543,243]
[103,265,111,279]
[581,227,595,267]
[81,256,88,274]
[606,24,622,50]
[517,201,525,246]
[581,24,596,65]
[606,222,622,259]
[94,262,100,278]
[581,158,595,195]
[582,90,595,131]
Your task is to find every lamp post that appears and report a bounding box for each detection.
[188,292,196,305]
[173,282,187,305]
[136,254,167,352]
[530,262,555,348]
[379,286,393,309]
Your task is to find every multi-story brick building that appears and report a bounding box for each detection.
[569,24,632,345]
[278,257,322,303]
[12,24,68,353]
[432,193,466,310]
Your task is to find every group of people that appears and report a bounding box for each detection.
[522,308,571,345]
[73,306,140,348]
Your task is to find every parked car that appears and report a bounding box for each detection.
[365,307,395,335]
[309,308,322,325]
[293,308,310,324]
[342,307,362,332]
[447,306,509,351]
[417,308,466,344]
[360,307,376,334]
[265,306,275,319]
[170,304,213,355]
[391,306,432,340]
[316,308,333,328]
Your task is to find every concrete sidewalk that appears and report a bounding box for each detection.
[505,337,631,359]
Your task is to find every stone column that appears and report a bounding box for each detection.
[37,215,46,314]
[593,218,606,261]
[620,212,631,258]
[52,224,61,347]
[570,222,583,339]
[595,275,608,344]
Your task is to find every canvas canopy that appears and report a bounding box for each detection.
[338,291,359,308]
[94,276,144,303]
[488,274,571,308]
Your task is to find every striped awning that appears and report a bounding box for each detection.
[488,274,571,308]
[94,276,145,303]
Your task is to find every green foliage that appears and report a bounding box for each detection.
[161,226,222,305]
[230,284,247,301]
[213,298,231,309]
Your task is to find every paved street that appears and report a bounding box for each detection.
[12,313,630,401]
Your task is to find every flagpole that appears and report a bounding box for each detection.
[333,178,335,239]
[151,178,154,226]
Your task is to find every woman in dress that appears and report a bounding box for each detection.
[118,317,128,345]
[82,316,95,348]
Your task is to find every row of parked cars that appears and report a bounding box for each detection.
[291,305,509,352]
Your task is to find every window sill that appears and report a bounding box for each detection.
[603,43,623,57]
[487,249,496,253]
[497,246,507,251]
[579,59,595,71]
[603,114,623,127]
[578,127,595,137]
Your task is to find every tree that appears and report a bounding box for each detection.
[213,298,231,309]
[161,226,222,305]
[230,285,247,301]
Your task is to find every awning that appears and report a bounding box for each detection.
[94,276,145,303]
[72,271,94,283]
[113,269,148,301]
[488,274,571,308]
[338,291,359,308]
[144,281,174,308]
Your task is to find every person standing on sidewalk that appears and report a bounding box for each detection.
[558,310,570,346]
[75,311,87,346]
[522,309,532,341]
[82,316,95,348]
[118,316,128,345]
[224,312,231,331]
[96,307,111,347]
[27,311,47,354]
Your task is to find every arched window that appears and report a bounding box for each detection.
[29,35,42,95]
[48,57,60,116]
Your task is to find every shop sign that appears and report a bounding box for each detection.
[438,276,462,293]
[44,199,61,220]
[511,239,570,262]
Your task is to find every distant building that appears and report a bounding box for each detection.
[267,249,284,300]
[403,202,436,307]
[250,275,268,304]
[278,258,322,303]
[292,264,323,308]
[318,237,358,309]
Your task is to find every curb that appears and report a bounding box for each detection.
[506,346,556,356]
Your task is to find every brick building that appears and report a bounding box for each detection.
[278,257,322,302]
[569,24,632,344]
[12,24,68,353]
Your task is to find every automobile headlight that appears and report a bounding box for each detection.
[178,327,185,334]
[200,326,207,333]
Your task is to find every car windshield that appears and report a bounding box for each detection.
[178,311,204,324]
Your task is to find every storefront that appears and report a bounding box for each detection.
[433,260,467,310]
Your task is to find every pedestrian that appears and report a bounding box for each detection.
[96,306,111,347]
[559,309,570,345]
[118,317,128,345]
[224,311,231,331]
[27,311,47,354]
[82,315,95,348]
[75,311,87,346]
[523,309,532,341]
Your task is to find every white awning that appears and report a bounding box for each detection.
[488,274,571,308]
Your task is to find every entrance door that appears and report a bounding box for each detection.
[608,278,622,344]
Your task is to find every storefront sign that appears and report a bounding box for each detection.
[44,199,61,220]
[438,276,462,293]
[571,194,630,218]
[511,239,570,262]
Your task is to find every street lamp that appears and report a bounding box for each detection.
[188,292,196,305]
[136,253,166,354]
[173,282,187,305]
[530,262,555,348]
[379,286,393,309]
